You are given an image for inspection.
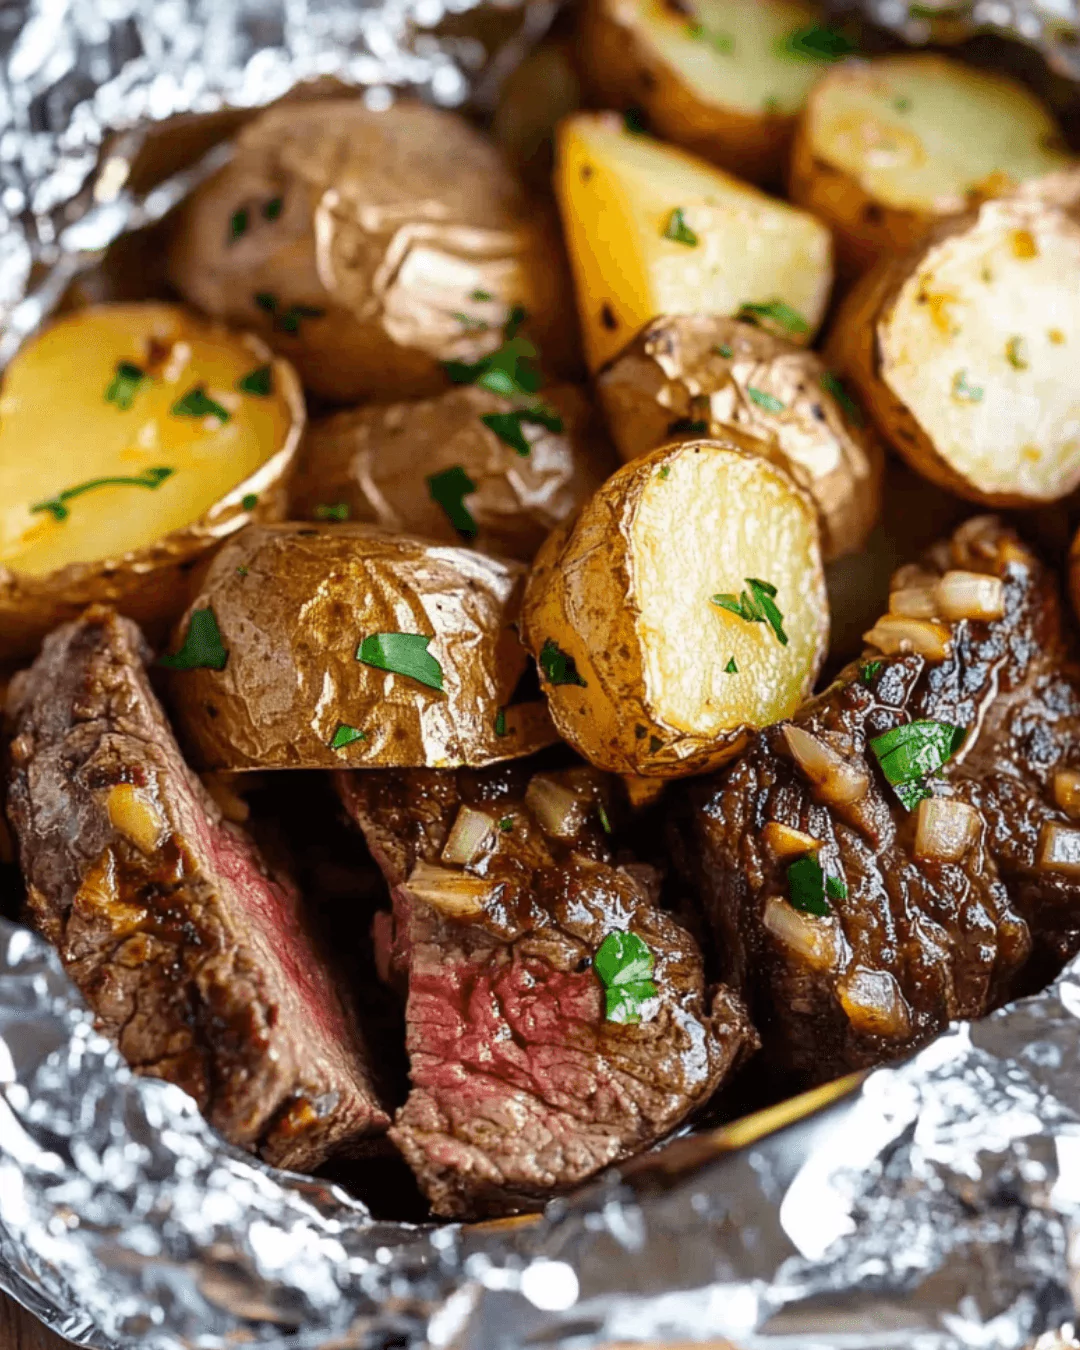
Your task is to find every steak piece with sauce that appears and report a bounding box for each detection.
[338,763,756,1218]
[675,517,1080,1086]
[6,606,389,1170]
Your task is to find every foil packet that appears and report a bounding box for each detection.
[3,0,1080,1347]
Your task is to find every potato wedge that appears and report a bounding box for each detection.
[0,303,303,658]
[162,523,557,771]
[790,54,1074,276]
[291,384,614,563]
[169,99,578,403]
[596,315,883,559]
[521,436,828,776]
[829,193,1080,506]
[556,113,833,372]
[580,0,841,186]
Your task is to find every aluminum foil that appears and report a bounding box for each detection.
[4,0,1080,1346]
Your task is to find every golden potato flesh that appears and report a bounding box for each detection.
[169,100,577,403]
[596,315,882,560]
[291,384,613,562]
[521,437,828,776]
[163,523,557,771]
[830,195,1080,506]
[789,54,1073,276]
[555,113,833,371]
[0,303,303,657]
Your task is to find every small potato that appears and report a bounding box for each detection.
[521,436,828,777]
[555,112,833,372]
[596,315,883,559]
[291,384,614,562]
[169,100,578,403]
[163,523,557,771]
[581,0,840,186]
[0,303,303,658]
[829,193,1080,507]
[790,54,1074,277]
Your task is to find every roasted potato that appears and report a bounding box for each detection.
[169,99,578,403]
[521,435,828,777]
[291,384,614,563]
[163,523,557,771]
[0,303,303,658]
[829,192,1080,507]
[789,54,1074,276]
[596,315,883,559]
[581,0,842,186]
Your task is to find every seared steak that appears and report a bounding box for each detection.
[338,763,756,1218]
[675,517,1080,1086]
[6,606,388,1170]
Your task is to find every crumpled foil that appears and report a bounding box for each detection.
[3,0,1080,1347]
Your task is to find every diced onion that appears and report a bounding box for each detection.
[762,896,840,971]
[936,571,1005,622]
[405,861,493,918]
[441,806,495,867]
[782,724,869,805]
[837,967,912,1038]
[525,775,584,839]
[889,586,938,620]
[1053,769,1080,819]
[1037,822,1080,877]
[913,797,980,862]
[762,821,822,860]
[864,615,952,661]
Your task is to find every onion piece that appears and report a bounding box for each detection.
[1038,822,1080,877]
[913,797,980,862]
[864,615,952,661]
[762,896,840,971]
[525,775,584,839]
[936,570,1005,622]
[782,724,869,805]
[1053,769,1080,819]
[762,821,822,860]
[837,967,912,1038]
[889,586,938,620]
[441,806,495,866]
[405,861,493,918]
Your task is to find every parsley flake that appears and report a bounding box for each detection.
[667,416,709,436]
[330,724,366,750]
[237,364,273,396]
[685,20,734,50]
[715,343,734,358]
[663,207,698,246]
[623,106,648,135]
[314,502,350,521]
[494,707,507,736]
[444,309,542,400]
[241,493,258,511]
[262,196,284,221]
[724,656,738,674]
[229,207,249,241]
[357,633,444,691]
[32,466,174,523]
[952,369,984,403]
[869,720,967,810]
[1005,336,1029,370]
[427,465,477,538]
[105,360,147,411]
[539,638,587,687]
[594,930,658,1024]
[172,386,230,423]
[499,816,514,832]
[787,855,831,916]
[737,299,809,337]
[747,386,786,413]
[859,659,884,684]
[471,289,493,302]
[453,312,489,331]
[821,371,864,426]
[711,578,787,645]
[597,801,612,834]
[779,23,856,60]
[159,607,228,671]
[481,403,563,457]
[826,874,848,900]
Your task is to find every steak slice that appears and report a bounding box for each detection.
[338,763,756,1218]
[6,606,389,1170]
[675,517,1080,1086]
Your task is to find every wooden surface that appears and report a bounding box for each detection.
[1,1289,71,1349]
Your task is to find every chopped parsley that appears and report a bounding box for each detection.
[539,638,587,687]
[715,343,734,358]
[494,707,507,736]
[499,816,514,832]
[737,299,809,338]
[253,293,325,333]
[470,289,493,302]
[747,386,786,414]
[594,930,658,1024]
[597,801,612,834]
[869,719,967,811]
[686,21,734,50]
[159,607,228,671]
[241,493,258,511]
[444,307,542,399]
[778,24,856,60]
[313,502,350,521]
[894,95,912,113]
[262,196,283,221]
[357,633,444,691]
[663,207,698,247]
[711,578,787,646]
[481,403,563,457]
[453,312,489,331]
[32,466,174,523]
[724,656,738,674]
[330,724,366,750]
[1006,336,1029,370]
[821,371,863,425]
[859,659,884,684]
[427,465,477,538]
[229,207,249,241]
[236,565,249,577]
[952,369,984,403]
[172,386,230,422]
[826,874,848,900]
[105,360,148,411]
[623,106,648,135]
[237,364,273,396]
[787,855,832,916]
[667,416,708,436]
[659,465,671,479]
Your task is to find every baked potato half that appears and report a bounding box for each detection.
[292,384,614,562]
[169,99,578,403]
[596,314,883,559]
[162,523,557,771]
[789,54,1074,276]
[556,112,834,371]
[521,435,828,777]
[580,0,844,186]
[0,303,303,658]
[829,192,1080,506]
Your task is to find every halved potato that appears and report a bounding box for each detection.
[789,54,1074,276]
[521,435,828,777]
[0,303,303,658]
[581,0,841,186]
[596,314,883,559]
[828,193,1080,506]
[163,523,557,771]
[555,112,833,371]
[291,384,614,562]
[169,99,578,404]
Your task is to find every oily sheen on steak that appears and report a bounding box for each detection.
[6,606,388,1169]
[676,517,1080,1085]
[338,764,755,1218]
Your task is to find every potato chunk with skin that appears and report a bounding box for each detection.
[291,384,614,562]
[582,0,834,186]
[596,315,883,560]
[556,113,833,371]
[829,195,1080,506]
[521,437,828,777]
[790,55,1074,276]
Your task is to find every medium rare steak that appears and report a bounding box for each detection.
[338,763,756,1218]
[675,517,1080,1086]
[6,606,388,1170]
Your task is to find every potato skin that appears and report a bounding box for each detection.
[292,384,614,562]
[596,315,883,560]
[163,523,557,771]
[168,99,578,404]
